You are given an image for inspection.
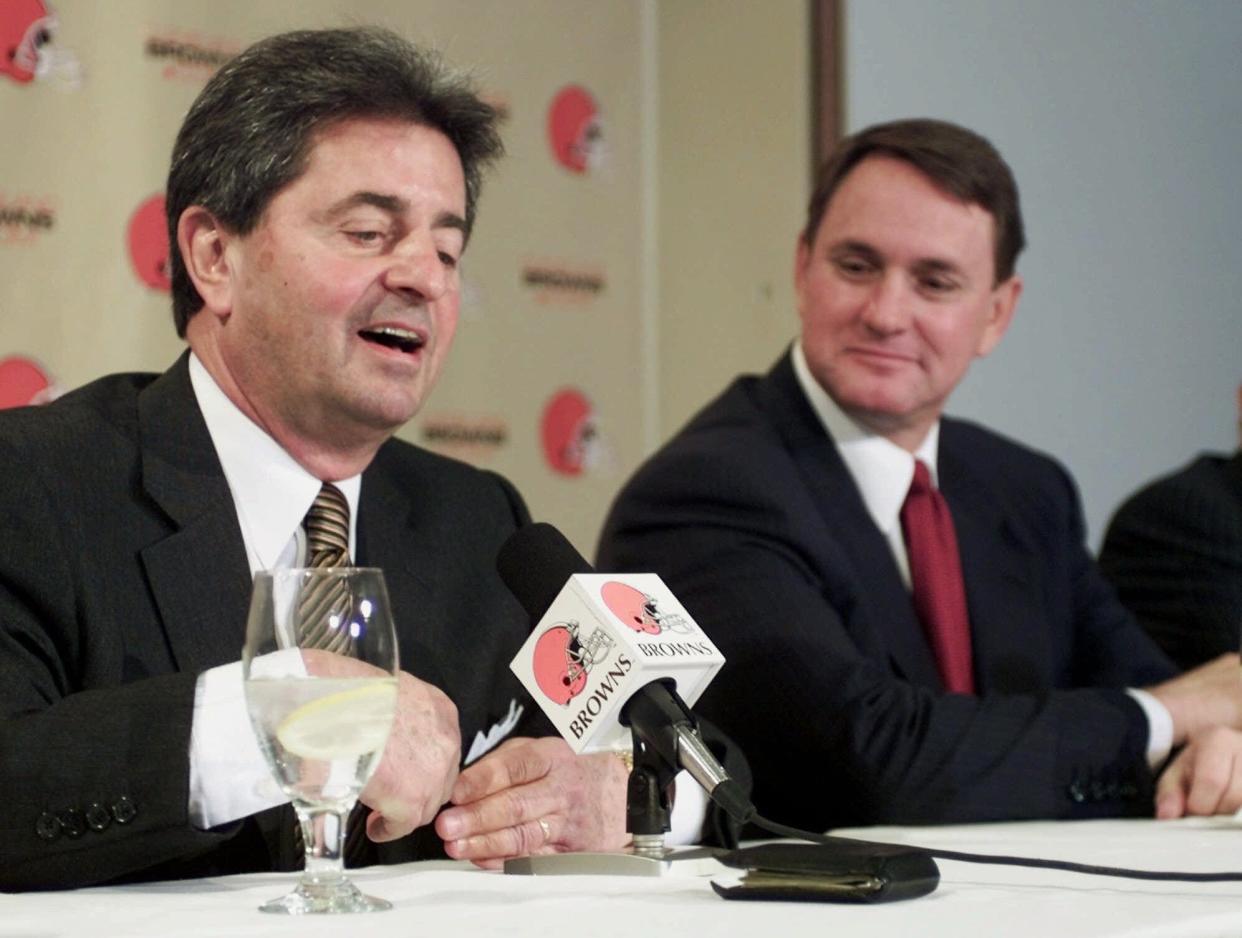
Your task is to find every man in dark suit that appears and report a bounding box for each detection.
[0,27,627,892]
[1100,385,1242,670]
[598,118,1242,833]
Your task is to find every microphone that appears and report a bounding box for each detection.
[500,523,752,823]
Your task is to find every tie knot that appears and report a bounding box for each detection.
[304,483,350,565]
[907,460,933,499]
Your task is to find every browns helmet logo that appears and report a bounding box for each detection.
[547,84,603,174]
[0,355,57,409]
[540,387,604,477]
[600,581,691,636]
[127,194,171,292]
[531,621,614,706]
[1,0,79,86]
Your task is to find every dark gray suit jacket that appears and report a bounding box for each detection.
[1100,452,1242,669]
[0,355,540,890]
[598,352,1177,833]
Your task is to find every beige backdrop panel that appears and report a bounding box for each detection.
[656,0,809,438]
[1,0,812,556]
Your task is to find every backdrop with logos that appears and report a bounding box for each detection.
[0,0,658,554]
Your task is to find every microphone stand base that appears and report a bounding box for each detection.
[501,849,720,874]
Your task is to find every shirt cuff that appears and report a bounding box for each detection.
[1126,687,1174,769]
[667,770,709,845]
[188,660,290,829]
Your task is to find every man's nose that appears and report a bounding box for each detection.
[383,237,449,301]
[860,274,911,335]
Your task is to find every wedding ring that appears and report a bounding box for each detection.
[537,817,551,842]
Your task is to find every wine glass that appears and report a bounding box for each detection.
[242,567,399,914]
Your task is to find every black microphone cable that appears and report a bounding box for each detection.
[742,810,1242,883]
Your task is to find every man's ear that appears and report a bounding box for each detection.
[177,206,236,319]
[976,274,1022,358]
[793,236,812,316]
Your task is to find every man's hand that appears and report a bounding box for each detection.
[1147,652,1242,744]
[299,652,462,841]
[1155,726,1242,819]
[359,670,461,842]
[434,737,629,868]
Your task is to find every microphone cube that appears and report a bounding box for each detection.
[510,573,725,754]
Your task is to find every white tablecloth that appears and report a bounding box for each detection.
[4,817,1242,937]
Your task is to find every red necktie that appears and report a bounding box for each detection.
[899,461,975,694]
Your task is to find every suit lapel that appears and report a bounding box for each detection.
[938,431,1052,693]
[137,355,252,674]
[355,454,446,689]
[759,355,942,689]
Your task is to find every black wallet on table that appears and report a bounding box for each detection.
[710,839,940,903]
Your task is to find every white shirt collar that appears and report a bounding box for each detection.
[188,352,361,575]
[791,340,939,538]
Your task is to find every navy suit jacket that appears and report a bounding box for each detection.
[598,352,1177,832]
[1100,452,1242,669]
[0,355,541,890]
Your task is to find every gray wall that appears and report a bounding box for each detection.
[845,0,1242,545]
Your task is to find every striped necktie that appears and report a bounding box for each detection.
[305,482,351,567]
[292,482,371,865]
[296,483,354,653]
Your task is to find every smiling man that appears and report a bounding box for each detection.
[598,118,1242,832]
[0,27,628,891]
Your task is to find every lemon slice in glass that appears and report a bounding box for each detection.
[276,680,397,761]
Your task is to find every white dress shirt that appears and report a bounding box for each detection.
[186,353,361,828]
[789,341,1172,767]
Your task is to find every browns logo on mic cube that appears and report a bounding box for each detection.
[509,572,725,754]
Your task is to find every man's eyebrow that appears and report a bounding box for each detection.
[912,256,967,279]
[321,191,407,218]
[433,210,467,235]
[828,240,971,283]
[829,239,882,260]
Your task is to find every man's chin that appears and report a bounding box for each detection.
[830,382,917,420]
[339,389,425,437]
[834,390,928,434]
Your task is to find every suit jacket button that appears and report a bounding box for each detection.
[58,808,87,839]
[1067,781,1087,803]
[111,796,137,825]
[85,802,112,832]
[35,812,61,842]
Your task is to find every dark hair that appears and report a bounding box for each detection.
[802,118,1025,284]
[166,26,504,336]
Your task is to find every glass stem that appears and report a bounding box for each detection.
[298,806,348,886]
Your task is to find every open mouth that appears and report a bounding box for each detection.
[358,326,425,354]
